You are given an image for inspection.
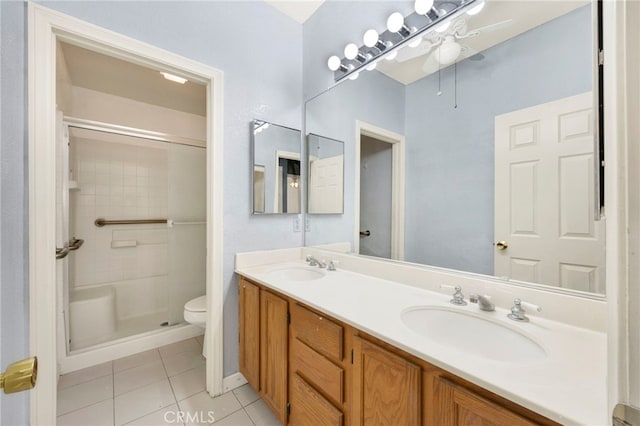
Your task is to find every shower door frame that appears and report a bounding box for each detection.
[28,4,225,425]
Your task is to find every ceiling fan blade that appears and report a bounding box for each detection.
[421,52,440,74]
[460,45,484,61]
[464,19,513,38]
[395,39,434,63]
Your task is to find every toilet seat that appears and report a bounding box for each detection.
[185,295,206,313]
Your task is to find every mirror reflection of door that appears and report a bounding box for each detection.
[253,165,265,213]
[359,135,392,258]
[494,92,605,292]
[274,152,300,214]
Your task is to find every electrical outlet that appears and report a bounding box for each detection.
[293,215,301,233]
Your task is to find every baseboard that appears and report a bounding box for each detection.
[223,372,248,393]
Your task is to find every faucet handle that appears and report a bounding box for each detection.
[440,285,467,306]
[327,260,338,271]
[507,298,541,322]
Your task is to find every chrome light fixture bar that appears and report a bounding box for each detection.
[328,0,482,82]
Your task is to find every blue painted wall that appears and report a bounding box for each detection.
[0,2,30,424]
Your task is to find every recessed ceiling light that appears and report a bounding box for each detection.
[160,72,188,84]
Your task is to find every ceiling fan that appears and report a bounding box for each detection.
[394,17,513,73]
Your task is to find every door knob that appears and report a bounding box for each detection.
[495,241,508,250]
[0,357,37,394]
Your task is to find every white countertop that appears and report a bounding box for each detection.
[235,259,607,425]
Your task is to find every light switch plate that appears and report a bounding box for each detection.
[293,215,301,233]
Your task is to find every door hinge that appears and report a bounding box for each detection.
[286,402,291,416]
[598,49,604,65]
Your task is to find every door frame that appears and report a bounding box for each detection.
[354,121,405,260]
[28,4,225,424]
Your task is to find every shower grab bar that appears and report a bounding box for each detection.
[95,218,167,227]
[95,218,206,227]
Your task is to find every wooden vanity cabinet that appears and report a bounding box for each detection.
[238,277,260,389]
[289,303,349,426]
[238,277,288,424]
[237,275,559,426]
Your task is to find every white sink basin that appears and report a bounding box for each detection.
[401,307,546,363]
[266,267,326,282]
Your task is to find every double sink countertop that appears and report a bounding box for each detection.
[235,257,607,426]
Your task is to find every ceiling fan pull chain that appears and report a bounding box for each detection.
[454,61,458,109]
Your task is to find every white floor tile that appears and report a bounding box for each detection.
[178,391,242,425]
[159,338,200,358]
[58,362,112,390]
[57,375,113,416]
[232,384,260,407]
[245,399,281,426]
[56,399,113,426]
[169,365,206,401]
[124,403,182,426]
[113,349,161,373]
[114,359,167,395]
[162,350,205,377]
[114,378,175,426]
[212,409,254,426]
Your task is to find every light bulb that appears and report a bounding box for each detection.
[434,21,451,33]
[414,0,434,15]
[327,56,342,71]
[466,0,485,15]
[435,38,461,64]
[385,50,398,61]
[363,29,379,48]
[386,12,404,33]
[344,43,359,60]
[349,72,360,81]
[366,62,377,71]
[408,37,422,48]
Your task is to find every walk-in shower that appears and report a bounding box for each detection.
[58,118,206,355]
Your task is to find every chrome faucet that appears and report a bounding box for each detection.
[305,255,326,268]
[469,294,495,312]
[327,260,338,271]
[507,298,542,322]
[440,285,467,306]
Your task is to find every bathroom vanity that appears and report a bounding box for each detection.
[235,248,606,425]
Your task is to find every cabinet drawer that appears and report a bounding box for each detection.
[290,373,343,426]
[291,338,344,404]
[291,303,343,361]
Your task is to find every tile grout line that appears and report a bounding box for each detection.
[157,348,185,426]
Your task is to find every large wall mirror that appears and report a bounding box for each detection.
[252,120,302,214]
[305,1,605,295]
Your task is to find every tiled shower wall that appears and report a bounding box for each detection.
[70,137,170,321]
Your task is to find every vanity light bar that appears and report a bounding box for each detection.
[329,0,482,83]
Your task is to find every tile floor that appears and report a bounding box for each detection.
[57,337,280,426]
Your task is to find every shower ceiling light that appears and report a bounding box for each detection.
[161,72,187,84]
[327,0,482,82]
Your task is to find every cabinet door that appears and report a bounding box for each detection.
[239,278,260,390]
[352,336,421,425]
[438,378,539,426]
[260,290,289,424]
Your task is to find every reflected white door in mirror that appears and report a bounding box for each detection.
[495,92,604,293]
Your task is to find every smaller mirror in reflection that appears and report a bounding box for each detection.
[307,134,344,214]
[252,120,301,214]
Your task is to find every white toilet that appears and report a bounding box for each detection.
[184,295,207,357]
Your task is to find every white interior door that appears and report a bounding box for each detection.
[494,92,605,292]
[309,155,344,214]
